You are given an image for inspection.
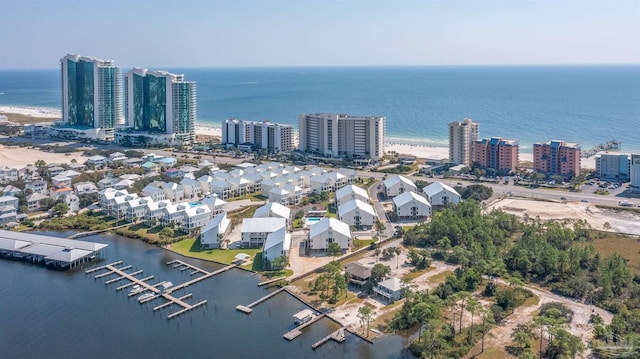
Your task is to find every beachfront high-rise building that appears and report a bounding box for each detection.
[533,140,581,178]
[116,68,196,145]
[57,54,124,141]
[221,119,294,153]
[595,152,631,182]
[448,118,479,166]
[630,155,640,193]
[472,137,519,175]
[298,113,385,164]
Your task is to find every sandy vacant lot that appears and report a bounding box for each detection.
[490,198,640,235]
[0,144,88,168]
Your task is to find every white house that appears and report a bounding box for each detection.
[240,217,287,248]
[87,155,107,167]
[145,200,170,226]
[124,197,153,222]
[109,152,127,162]
[422,182,461,207]
[160,182,184,201]
[48,166,65,177]
[63,194,80,213]
[98,177,115,190]
[210,180,233,200]
[310,175,332,194]
[254,202,291,226]
[227,177,251,197]
[161,203,188,227]
[26,180,48,195]
[392,191,432,221]
[142,184,166,202]
[201,194,226,216]
[338,199,376,230]
[373,277,407,302]
[74,181,99,195]
[51,175,72,188]
[183,204,212,234]
[262,227,291,266]
[59,170,81,179]
[326,172,348,191]
[180,178,202,199]
[0,166,18,182]
[111,194,139,218]
[383,175,417,198]
[113,179,135,190]
[282,184,303,205]
[307,218,352,252]
[335,184,370,207]
[27,192,48,212]
[200,213,232,249]
[197,175,215,193]
[268,187,291,206]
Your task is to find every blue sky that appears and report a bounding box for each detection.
[1,0,639,69]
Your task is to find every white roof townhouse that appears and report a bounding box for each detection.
[109,152,127,162]
[197,175,215,193]
[268,187,292,206]
[111,193,139,218]
[142,184,166,202]
[145,200,171,226]
[0,196,19,209]
[48,166,65,177]
[160,182,184,201]
[335,184,370,207]
[244,173,264,192]
[282,184,303,205]
[180,178,202,199]
[326,172,348,191]
[227,177,251,197]
[161,203,188,227]
[422,182,461,207]
[338,199,376,230]
[98,177,115,190]
[113,179,135,190]
[59,169,81,178]
[261,179,284,197]
[201,194,226,216]
[262,227,291,266]
[183,204,212,234]
[310,175,332,194]
[254,202,291,225]
[240,217,287,248]
[200,213,232,249]
[383,175,417,198]
[392,191,432,221]
[51,175,72,188]
[307,218,352,251]
[210,179,233,200]
[124,197,153,222]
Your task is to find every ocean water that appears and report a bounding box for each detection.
[0,232,413,358]
[1,65,639,153]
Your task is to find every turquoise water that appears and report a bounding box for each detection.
[1,65,639,152]
[306,217,322,225]
[189,201,201,207]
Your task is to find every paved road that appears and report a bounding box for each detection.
[366,180,395,239]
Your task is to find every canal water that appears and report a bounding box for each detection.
[0,232,415,358]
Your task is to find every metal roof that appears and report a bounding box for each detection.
[0,230,108,251]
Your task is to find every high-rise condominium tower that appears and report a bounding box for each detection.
[121,68,196,144]
[59,54,124,140]
[448,118,479,166]
[298,113,385,163]
[221,119,294,152]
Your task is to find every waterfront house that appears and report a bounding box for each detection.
[262,227,291,266]
[63,194,80,213]
[422,182,461,207]
[49,185,74,201]
[344,262,372,288]
[145,200,170,226]
[373,277,407,302]
[240,217,287,248]
[161,203,188,227]
[392,191,432,221]
[338,199,376,230]
[254,202,291,226]
[111,194,139,218]
[0,196,19,210]
[307,218,352,252]
[124,197,152,222]
[200,213,231,249]
[335,184,370,207]
[0,204,17,225]
[383,175,417,198]
[182,205,212,234]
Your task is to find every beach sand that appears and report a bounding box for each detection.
[0,144,88,167]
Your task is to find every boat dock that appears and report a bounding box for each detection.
[167,259,209,276]
[257,276,287,286]
[236,286,288,314]
[312,327,347,349]
[87,260,218,320]
[283,313,325,340]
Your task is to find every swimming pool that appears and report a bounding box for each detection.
[306,217,322,226]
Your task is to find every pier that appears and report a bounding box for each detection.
[167,259,209,276]
[165,264,236,294]
[236,286,288,314]
[582,140,622,158]
[312,327,347,349]
[283,313,326,340]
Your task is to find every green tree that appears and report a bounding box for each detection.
[370,263,391,286]
[53,202,69,216]
[357,305,375,336]
[327,242,343,259]
[270,255,289,270]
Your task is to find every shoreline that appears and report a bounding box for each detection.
[0,105,599,169]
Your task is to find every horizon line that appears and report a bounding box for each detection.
[2,62,640,71]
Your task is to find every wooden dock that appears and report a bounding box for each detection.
[283,313,325,341]
[165,264,236,294]
[236,286,288,314]
[312,327,347,349]
[167,259,209,275]
[94,264,207,320]
[85,261,122,274]
[257,276,287,286]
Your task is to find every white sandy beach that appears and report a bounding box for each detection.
[0,106,62,119]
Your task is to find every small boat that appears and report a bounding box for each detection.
[129,285,143,295]
[137,292,155,302]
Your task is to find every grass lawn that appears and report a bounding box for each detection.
[581,231,640,274]
[522,294,541,307]
[171,238,261,269]
[402,267,431,281]
[428,270,453,284]
[353,239,375,251]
